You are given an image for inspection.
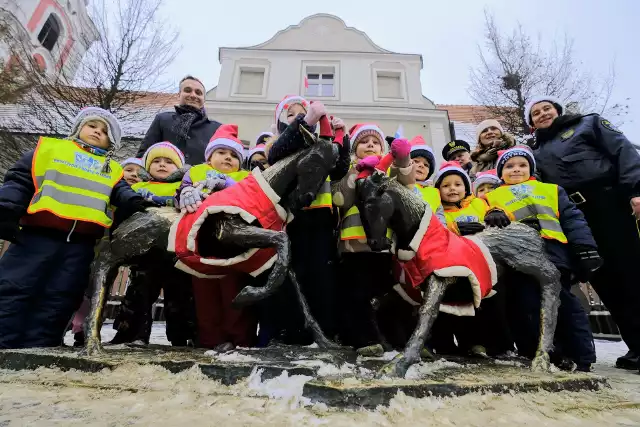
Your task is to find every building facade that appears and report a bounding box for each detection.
[206,14,453,161]
[0,0,98,81]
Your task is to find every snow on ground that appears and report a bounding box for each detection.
[1,324,634,426]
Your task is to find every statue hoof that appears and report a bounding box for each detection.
[531,351,551,372]
[356,344,384,357]
[377,355,411,378]
[79,337,105,357]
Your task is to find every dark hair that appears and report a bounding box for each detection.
[179,75,205,91]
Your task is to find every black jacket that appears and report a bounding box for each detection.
[533,114,640,199]
[136,107,222,166]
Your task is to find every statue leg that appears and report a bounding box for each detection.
[215,219,289,306]
[378,275,453,378]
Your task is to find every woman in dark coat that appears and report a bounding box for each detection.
[527,95,640,372]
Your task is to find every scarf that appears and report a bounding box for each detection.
[470,134,516,177]
[70,137,114,174]
[137,166,189,183]
[172,105,206,145]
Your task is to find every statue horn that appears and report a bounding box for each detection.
[299,124,317,145]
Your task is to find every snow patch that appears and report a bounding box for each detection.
[246,368,313,409]
[357,350,400,363]
[206,351,259,363]
[405,359,464,380]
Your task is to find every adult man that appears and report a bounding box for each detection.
[442,140,473,175]
[137,76,221,166]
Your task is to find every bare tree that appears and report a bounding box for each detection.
[0,0,179,174]
[469,12,629,137]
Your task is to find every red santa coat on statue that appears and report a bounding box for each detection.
[391,209,497,316]
[168,169,288,278]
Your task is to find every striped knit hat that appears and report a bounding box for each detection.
[205,124,245,163]
[349,123,387,155]
[496,145,536,179]
[142,142,185,170]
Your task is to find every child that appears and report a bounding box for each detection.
[176,124,256,351]
[487,145,601,371]
[408,136,446,223]
[245,132,272,171]
[112,142,194,346]
[0,107,147,349]
[121,157,144,186]
[473,169,501,198]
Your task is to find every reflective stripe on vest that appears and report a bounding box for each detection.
[486,181,568,243]
[188,164,249,184]
[444,197,488,224]
[304,178,332,210]
[417,185,441,214]
[340,205,392,241]
[132,181,181,197]
[28,137,122,228]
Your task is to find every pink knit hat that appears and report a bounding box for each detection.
[349,123,387,154]
[473,169,502,195]
[434,161,472,196]
[205,124,245,163]
[142,142,185,170]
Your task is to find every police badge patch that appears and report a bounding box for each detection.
[560,129,575,141]
[601,119,622,134]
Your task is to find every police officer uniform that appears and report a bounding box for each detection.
[531,105,640,369]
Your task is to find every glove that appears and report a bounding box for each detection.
[331,116,345,131]
[137,188,153,201]
[484,209,511,228]
[356,156,381,172]
[390,138,411,162]
[250,160,266,172]
[521,217,541,232]
[202,174,234,194]
[456,221,485,236]
[574,244,603,281]
[303,101,326,127]
[131,198,155,213]
[0,220,20,244]
[179,185,204,213]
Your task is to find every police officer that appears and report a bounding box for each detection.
[442,140,473,176]
[527,95,640,372]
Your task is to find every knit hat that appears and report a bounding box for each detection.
[441,140,470,161]
[475,119,504,145]
[205,124,245,163]
[409,135,436,180]
[120,157,144,168]
[274,95,309,134]
[524,95,565,127]
[349,123,387,155]
[69,107,122,151]
[142,142,185,170]
[496,145,536,179]
[473,169,501,195]
[248,131,272,160]
[434,161,472,196]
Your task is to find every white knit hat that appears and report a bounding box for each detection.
[475,119,504,145]
[120,157,144,168]
[274,95,309,131]
[69,107,122,151]
[524,95,565,127]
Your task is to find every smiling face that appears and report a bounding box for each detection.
[479,126,503,147]
[530,101,559,129]
[355,135,383,160]
[502,156,531,184]
[209,148,240,173]
[123,164,142,185]
[78,120,110,149]
[439,174,466,203]
[148,157,178,180]
[413,156,430,182]
[179,78,205,109]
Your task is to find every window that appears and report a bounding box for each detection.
[237,68,265,95]
[376,72,402,99]
[38,15,61,52]
[305,66,335,97]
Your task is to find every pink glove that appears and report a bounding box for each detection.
[391,138,411,160]
[331,116,345,131]
[356,155,381,172]
[303,101,326,126]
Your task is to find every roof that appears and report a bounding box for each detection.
[436,104,495,124]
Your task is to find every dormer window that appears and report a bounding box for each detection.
[38,15,62,51]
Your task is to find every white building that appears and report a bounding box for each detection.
[206,14,454,161]
[0,0,98,81]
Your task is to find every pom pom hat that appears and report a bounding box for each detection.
[496,145,536,179]
[409,135,436,180]
[473,169,501,195]
[349,123,387,154]
[434,161,472,196]
[274,95,309,132]
[121,157,144,168]
[524,95,565,127]
[205,124,245,163]
[143,142,185,170]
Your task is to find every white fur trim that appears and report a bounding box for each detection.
[199,248,259,266]
[250,254,278,277]
[174,260,226,279]
[393,284,421,306]
[252,167,281,205]
[432,265,482,309]
[333,191,345,207]
[440,303,475,316]
[166,211,184,253]
[186,206,257,252]
[397,249,416,261]
[463,235,498,286]
[408,211,433,253]
[485,289,497,298]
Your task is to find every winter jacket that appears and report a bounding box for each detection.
[174,165,248,206]
[132,167,187,207]
[470,133,516,178]
[0,149,143,240]
[533,114,640,199]
[136,107,222,166]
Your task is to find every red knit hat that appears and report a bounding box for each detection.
[349,123,387,154]
[205,124,245,163]
[434,161,472,196]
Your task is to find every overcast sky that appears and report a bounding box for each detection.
[155,0,639,141]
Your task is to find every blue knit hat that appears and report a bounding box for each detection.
[496,145,536,179]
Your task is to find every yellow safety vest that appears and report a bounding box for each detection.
[340,205,393,241]
[486,180,568,243]
[188,164,249,184]
[304,178,332,210]
[416,185,442,214]
[444,197,488,225]
[28,137,122,228]
[131,181,180,197]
